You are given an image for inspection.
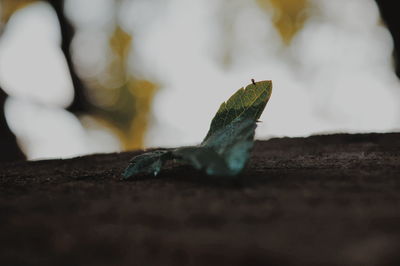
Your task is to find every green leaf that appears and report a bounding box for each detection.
[172,146,231,176]
[122,80,272,179]
[122,150,170,179]
[167,117,257,176]
[204,80,272,141]
[204,116,257,174]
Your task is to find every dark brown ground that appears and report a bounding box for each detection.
[1,133,400,266]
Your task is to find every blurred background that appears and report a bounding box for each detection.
[0,0,399,161]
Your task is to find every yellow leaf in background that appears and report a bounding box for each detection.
[0,0,37,24]
[109,26,132,60]
[86,26,158,150]
[127,80,157,150]
[257,0,309,44]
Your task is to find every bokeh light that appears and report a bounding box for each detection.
[0,0,399,160]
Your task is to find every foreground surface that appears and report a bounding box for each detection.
[1,133,400,265]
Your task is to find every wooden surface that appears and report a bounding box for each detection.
[1,133,400,265]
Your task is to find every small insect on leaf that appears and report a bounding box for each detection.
[122,80,272,179]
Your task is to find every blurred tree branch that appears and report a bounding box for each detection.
[375,0,400,78]
[0,0,92,161]
[48,0,91,114]
[0,2,27,161]
[0,88,25,161]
